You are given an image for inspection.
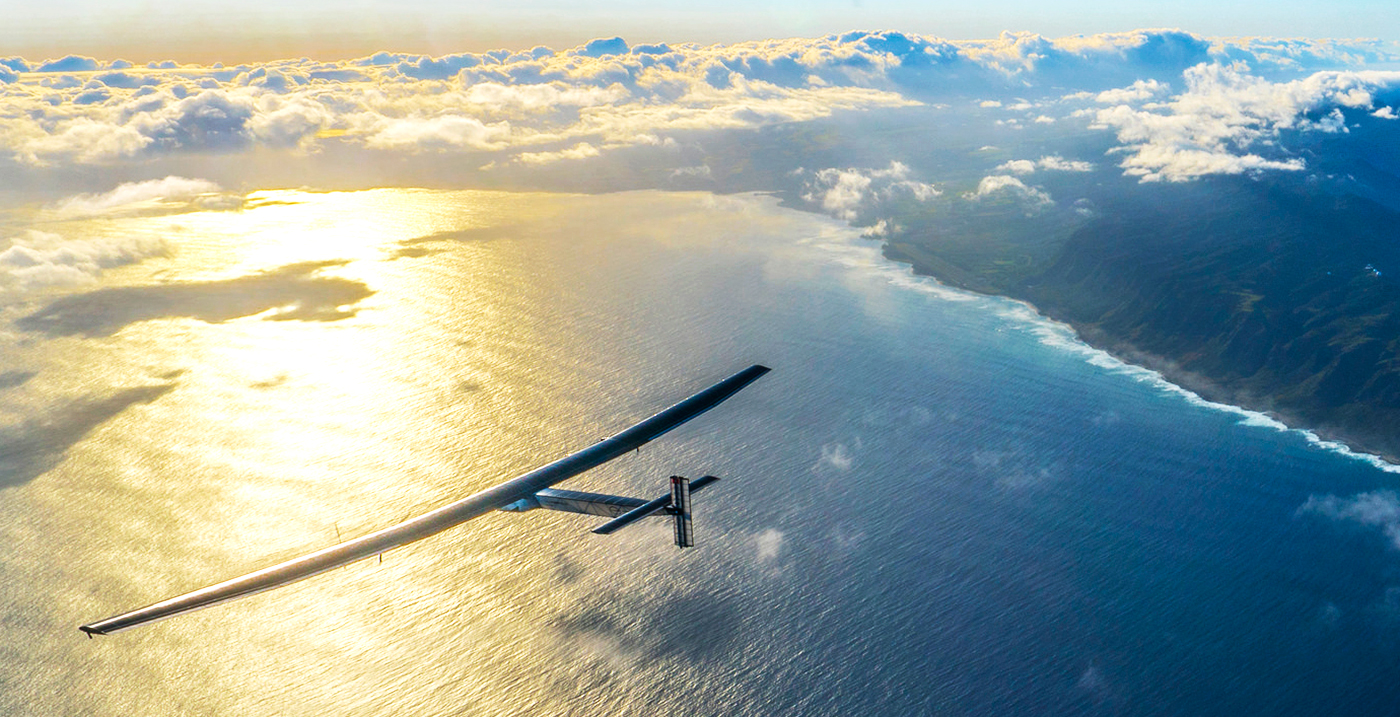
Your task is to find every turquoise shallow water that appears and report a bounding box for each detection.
[2,189,1397,715]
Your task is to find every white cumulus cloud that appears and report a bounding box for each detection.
[754,528,785,563]
[1036,155,1095,172]
[998,155,1095,174]
[967,175,1055,210]
[1092,62,1400,181]
[801,161,940,221]
[994,159,1037,175]
[0,230,166,291]
[1299,491,1400,550]
[1094,79,1171,104]
[49,176,224,217]
[515,142,602,164]
[362,115,512,151]
[817,442,856,471]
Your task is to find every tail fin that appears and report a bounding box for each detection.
[590,475,718,547]
[671,476,693,548]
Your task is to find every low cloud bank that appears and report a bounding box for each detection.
[48,176,227,217]
[0,230,166,291]
[0,31,1396,183]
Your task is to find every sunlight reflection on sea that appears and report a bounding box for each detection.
[1,189,824,715]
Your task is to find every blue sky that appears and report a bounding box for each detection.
[6,0,1399,62]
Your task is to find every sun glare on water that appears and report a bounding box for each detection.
[8,189,569,714]
[1,187,815,715]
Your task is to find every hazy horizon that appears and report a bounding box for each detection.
[7,0,1400,65]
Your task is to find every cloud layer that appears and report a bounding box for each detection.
[1,30,1397,182]
[1086,62,1400,181]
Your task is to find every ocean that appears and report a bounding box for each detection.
[2,188,1397,715]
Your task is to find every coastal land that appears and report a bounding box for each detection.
[879,170,1400,463]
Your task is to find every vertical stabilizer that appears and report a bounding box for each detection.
[671,476,694,548]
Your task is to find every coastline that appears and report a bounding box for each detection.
[1048,309,1400,470]
[878,242,1400,472]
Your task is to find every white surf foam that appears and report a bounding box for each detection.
[992,298,1400,474]
[796,210,1400,475]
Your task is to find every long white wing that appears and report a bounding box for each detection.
[80,365,770,636]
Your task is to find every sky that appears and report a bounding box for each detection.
[5,0,1399,63]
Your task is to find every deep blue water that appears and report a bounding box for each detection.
[566,194,1400,715]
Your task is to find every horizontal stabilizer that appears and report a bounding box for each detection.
[590,494,672,535]
[591,475,718,536]
[672,476,693,548]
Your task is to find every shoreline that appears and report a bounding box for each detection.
[1052,310,1400,470]
[876,243,1400,472]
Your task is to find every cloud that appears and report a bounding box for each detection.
[460,81,626,112]
[0,37,922,167]
[668,164,712,180]
[1091,62,1400,181]
[1036,155,1095,172]
[861,219,894,237]
[1299,490,1400,550]
[362,115,511,151]
[14,118,151,165]
[754,528,785,563]
[1094,79,1171,104]
[994,159,1037,175]
[515,142,601,165]
[0,230,167,291]
[48,176,225,217]
[0,32,1395,173]
[996,156,1096,174]
[967,175,1054,210]
[801,161,940,221]
[964,29,1210,79]
[35,55,99,73]
[578,37,630,58]
[817,442,855,471]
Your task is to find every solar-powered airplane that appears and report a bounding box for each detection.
[79,364,770,636]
